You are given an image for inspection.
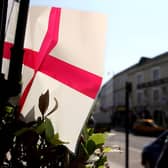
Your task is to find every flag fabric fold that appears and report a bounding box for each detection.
[20,7,61,109]
[3,3,107,153]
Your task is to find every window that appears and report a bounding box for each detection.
[162,86,167,94]
[152,68,160,81]
[115,78,120,89]
[136,72,143,84]
[137,91,143,105]
[153,89,160,103]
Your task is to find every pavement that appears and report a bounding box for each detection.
[105,131,143,168]
[105,132,124,168]
[108,162,123,168]
[107,155,128,168]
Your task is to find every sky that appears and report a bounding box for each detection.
[30,0,168,83]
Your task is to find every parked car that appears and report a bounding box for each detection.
[141,130,168,168]
[87,115,111,132]
[155,138,168,168]
[132,119,166,136]
[92,112,112,132]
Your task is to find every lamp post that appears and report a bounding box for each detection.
[125,82,132,168]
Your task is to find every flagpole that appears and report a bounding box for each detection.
[8,0,29,97]
[0,0,8,74]
[0,0,8,105]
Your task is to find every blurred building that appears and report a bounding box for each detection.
[91,78,113,129]
[92,52,168,128]
[112,52,168,127]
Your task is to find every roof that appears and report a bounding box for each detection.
[113,51,168,79]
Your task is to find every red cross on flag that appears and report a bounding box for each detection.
[3,2,107,153]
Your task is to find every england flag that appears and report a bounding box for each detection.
[3,0,107,152]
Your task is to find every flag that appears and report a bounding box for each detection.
[3,2,107,153]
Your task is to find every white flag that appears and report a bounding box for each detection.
[3,3,107,153]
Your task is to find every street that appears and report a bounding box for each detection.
[105,130,156,168]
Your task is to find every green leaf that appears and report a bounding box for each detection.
[88,133,106,147]
[86,140,96,155]
[85,164,93,168]
[86,133,106,155]
[103,147,112,153]
[96,155,107,167]
[15,127,33,136]
[97,166,104,168]
[81,127,94,146]
[38,90,49,116]
[80,141,89,158]
[82,126,89,142]
[35,121,46,134]
[5,106,14,113]
[50,133,69,146]
[87,128,94,136]
[44,118,54,142]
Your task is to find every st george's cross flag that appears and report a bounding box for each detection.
[2,1,107,152]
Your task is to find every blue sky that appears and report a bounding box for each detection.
[31,0,168,83]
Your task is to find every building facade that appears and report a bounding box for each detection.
[91,78,113,128]
[112,52,168,127]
